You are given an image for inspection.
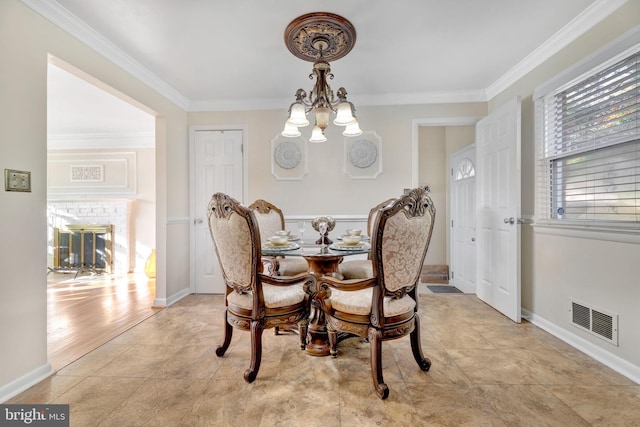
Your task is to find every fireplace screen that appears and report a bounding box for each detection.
[53,225,113,275]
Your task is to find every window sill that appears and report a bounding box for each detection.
[533,221,640,244]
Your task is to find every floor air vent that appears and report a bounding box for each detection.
[570,299,618,346]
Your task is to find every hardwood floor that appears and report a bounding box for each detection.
[47,272,162,371]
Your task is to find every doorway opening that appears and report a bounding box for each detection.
[47,57,159,369]
[412,117,479,294]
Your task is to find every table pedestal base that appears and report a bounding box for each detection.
[303,254,343,357]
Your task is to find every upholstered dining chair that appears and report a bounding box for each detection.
[317,187,435,399]
[248,199,308,276]
[207,193,315,383]
[338,197,395,280]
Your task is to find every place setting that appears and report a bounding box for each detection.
[330,229,370,251]
[262,230,301,251]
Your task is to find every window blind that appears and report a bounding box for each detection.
[538,49,640,223]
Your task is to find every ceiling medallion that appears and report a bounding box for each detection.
[284,12,357,63]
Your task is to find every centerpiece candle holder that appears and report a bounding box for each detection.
[311,216,335,245]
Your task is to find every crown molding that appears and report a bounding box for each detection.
[355,90,488,106]
[189,97,295,112]
[20,0,190,110]
[48,132,155,149]
[21,0,628,111]
[190,90,488,112]
[485,0,628,100]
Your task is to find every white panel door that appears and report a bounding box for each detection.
[475,97,521,322]
[450,146,476,294]
[192,129,243,294]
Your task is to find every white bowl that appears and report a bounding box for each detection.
[269,235,289,246]
[346,229,362,236]
[275,230,291,237]
[341,235,362,246]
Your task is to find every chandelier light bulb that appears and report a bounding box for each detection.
[287,102,310,127]
[333,102,356,126]
[281,122,302,137]
[309,124,327,143]
[342,120,363,137]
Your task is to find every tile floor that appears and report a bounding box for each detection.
[8,292,640,426]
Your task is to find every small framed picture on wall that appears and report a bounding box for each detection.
[271,135,308,180]
[344,131,382,179]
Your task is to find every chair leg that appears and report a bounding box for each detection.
[368,327,389,399]
[244,319,265,383]
[410,313,431,371]
[215,310,233,357]
[298,319,308,350]
[327,324,337,357]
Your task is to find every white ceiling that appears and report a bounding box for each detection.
[36,0,623,136]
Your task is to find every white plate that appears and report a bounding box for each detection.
[262,242,300,251]
[336,235,369,241]
[329,242,369,251]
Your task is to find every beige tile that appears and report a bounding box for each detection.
[6,375,84,404]
[392,344,472,385]
[549,385,640,426]
[152,345,222,380]
[258,380,340,427]
[275,345,343,383]
[56,341,132,377]
[51,376,145,426]
[98,378,209,427]
[429,325,496,350]
[332,337,406,384]
[9,293,637,426]
[478,384,590,426]
[92,344,173,378]
[552,346,639,386]
[179,379,262,427]
[340,380,423,426]
[472,323,558,350]
[507,347,629,386]
[447,349,539,384]
[406,383,506,426]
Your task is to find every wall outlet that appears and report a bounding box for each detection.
[4,169,31,192]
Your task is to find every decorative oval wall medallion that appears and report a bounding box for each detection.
[274,141,302,169]
[348,139,377,168]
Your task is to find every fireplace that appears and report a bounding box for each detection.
[52,224,113,276]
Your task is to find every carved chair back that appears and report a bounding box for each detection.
[208,193,261,298]
[248,199,285,242]
[366,198,395,237]
[370,188,435,318]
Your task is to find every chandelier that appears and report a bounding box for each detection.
[281,12,362,143]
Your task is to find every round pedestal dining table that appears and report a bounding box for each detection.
[262,239,370,356]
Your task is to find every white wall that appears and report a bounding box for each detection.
[188,103,485,223]
[490,1,640,379]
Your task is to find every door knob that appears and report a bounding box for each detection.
[194,218,204,224]
[503,217,515,225]
[471,237,475,242]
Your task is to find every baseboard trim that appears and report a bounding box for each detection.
[522,308,640,384]
[154,287,191,308]
[0,363,53,403]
